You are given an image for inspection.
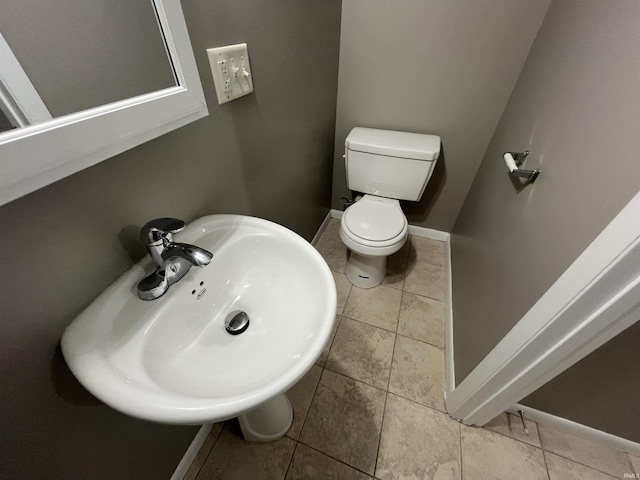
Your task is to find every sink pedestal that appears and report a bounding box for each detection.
[238,393,293,442]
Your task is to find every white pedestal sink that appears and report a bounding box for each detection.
[61,215,336,441]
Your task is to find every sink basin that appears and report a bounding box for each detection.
[62,215,336,434]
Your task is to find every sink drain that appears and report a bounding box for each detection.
[225,311,250,335]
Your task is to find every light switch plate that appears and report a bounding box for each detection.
[206,43,253,105]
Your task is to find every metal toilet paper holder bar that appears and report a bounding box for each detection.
[504,151,541,183]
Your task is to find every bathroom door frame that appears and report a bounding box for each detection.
[445,187,640,426]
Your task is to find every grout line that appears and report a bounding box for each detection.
[459,422,464,480]
[401,289,446,305]
[322,364,388,394]
[482,423,544,451]
[339,314,398,334]
[340,281,353,317]
[192,423,225,480]
[401,285,446,303]
[283,441,299,479]
[325,367,388,400]
[541,449,552,480]
[296,365,326,442]
[373,316,401,480]
[385,390,449,416]
[321,315,343,368]
[537,449,628,479]
[287,365,324,441]
[298,441,375,477]
[373,390,390,478]
[395,331,446,351]
[387,330,399,392]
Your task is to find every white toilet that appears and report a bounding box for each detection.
[340,127,441,288]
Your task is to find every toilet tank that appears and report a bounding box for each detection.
[345,128,441,201]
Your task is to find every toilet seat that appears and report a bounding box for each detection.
[341,195,408,249]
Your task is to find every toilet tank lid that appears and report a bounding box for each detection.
[346,127,441,161]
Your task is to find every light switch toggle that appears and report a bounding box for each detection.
[206,43,254,105]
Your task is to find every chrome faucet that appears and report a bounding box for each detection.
[136,218,213,300]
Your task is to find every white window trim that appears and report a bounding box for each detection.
[0,0,208,206]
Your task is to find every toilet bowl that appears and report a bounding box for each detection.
[339,127,441,289]
[340,195,408,288]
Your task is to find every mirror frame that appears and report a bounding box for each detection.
[0,0,208,206]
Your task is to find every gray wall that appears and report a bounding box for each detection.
[451,0,640,438]
[0,109,14,132]
[331,0,549,231]
[1,0,175,118]
[0,1,341,479]
[523,320,640,442]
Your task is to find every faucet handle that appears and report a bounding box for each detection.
[140,218,186,246]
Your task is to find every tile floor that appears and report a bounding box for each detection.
[185,219,640,480]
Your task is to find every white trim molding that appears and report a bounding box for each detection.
[0,0,208,206]
[508,404,640,457]
[444,234,455,396]
[311,210,333,247]
[330,209,344,220]
[407,224,450,242]
[446,188,640,427]
[0,33,52,128]
[170,424,212,480]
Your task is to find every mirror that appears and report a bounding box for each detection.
[0,0,177,133]
[0,0,208,206]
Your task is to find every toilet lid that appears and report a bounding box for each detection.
[344,199,406,241]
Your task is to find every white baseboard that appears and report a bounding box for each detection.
[508,404,640,456]
[171,424,213,480]
[407,224,450,242]
[330,209,343,219]
[311,210,333,247]
[444,236,455,396]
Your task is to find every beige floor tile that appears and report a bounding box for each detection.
[325,217,342,235]
[183,423,224,480]
[326,318,395,389]
[333,271,352,315]
[315,315,340,367]
[343,284,402,331]
[197,424,295,480]
[389,335,445,411]
[630,454,640,475]
[397,292,445,347]
[545,451,619,480]
[300,370,386,475]
[404,259,444,301]
[381,252,408,289]
[539,424,632,477]
[408,236,445,266]
[485,412,541,447]
[376,394,460,480]
[285,444,372,480]
[461,425,547,480]
[316,221,349,274]
[286,365,322,440]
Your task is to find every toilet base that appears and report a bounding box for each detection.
[346,252,387,288]
[238,393,293,442]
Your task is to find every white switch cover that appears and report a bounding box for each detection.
[206,43,253,105]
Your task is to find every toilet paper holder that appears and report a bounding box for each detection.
[503,151,541,183]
